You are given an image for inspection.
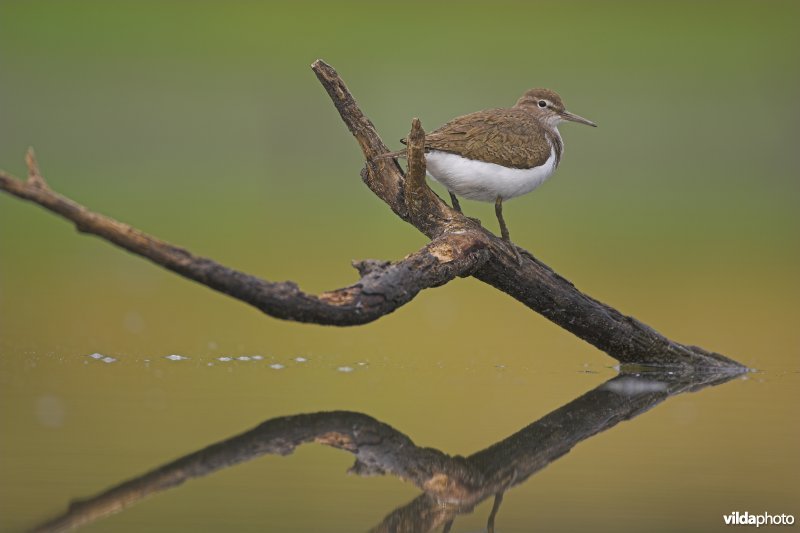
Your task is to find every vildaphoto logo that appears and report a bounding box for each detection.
[723,511,795,527]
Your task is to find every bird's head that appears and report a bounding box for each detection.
[514,88,596,128]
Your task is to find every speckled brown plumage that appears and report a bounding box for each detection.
[401,88,572,169]
[420,108,561,169]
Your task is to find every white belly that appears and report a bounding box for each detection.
[425,149,558,202]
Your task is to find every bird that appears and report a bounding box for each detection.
[389,88,595,258]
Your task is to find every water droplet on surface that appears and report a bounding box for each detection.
[251,355,264,361]
[337,366,354,373]
[237,356,251,361]
[164,354,189,361]
[86,353,116,363]
[269,363,285,370]
[294,357,308,363]
[217,356,233,362]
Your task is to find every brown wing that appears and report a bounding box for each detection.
[416,108,553,169]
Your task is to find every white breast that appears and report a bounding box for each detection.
[425,148,558,202]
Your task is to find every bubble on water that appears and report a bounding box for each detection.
[357,362,368,367]
[86,353,116,363]
[164,354,189,361]
[217,356,233,362]
[294,357,308,363]
[251,355,264,361]
[237,356,251,361]
[337,366,354,373]
[269,363,285,370]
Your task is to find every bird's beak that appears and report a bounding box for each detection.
[561,110,597,127]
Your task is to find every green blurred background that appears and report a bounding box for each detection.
[1,1,798,532]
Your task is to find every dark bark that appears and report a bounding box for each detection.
[0,61,746,370]
[0,155,488,326]
[312,60,744,370]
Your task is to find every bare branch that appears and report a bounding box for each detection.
[0,171,488,326]
[310,60,743,370]
[0,59,746,370]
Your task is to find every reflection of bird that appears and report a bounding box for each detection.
[391,89,596,250]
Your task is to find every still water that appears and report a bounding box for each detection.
[0,343,796,532]
[2,1,799,531]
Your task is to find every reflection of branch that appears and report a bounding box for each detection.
[30,370,740,533]
[0,62,745,368]
[371,370,739,531]
[31,411,478,533]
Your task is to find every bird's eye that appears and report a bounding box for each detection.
[538,100,547,108]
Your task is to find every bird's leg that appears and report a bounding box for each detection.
[448,191,462,213]
[494,197,510,241]
[495,197,522,263]
[487,491,505,533]
[449,191,482,226]
[442,519,454,532]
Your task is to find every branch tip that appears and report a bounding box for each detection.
[310,59,334,79]
[25,147,47,188]
[405,118,426,190]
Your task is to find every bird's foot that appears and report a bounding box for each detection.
[503,239,523,265]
